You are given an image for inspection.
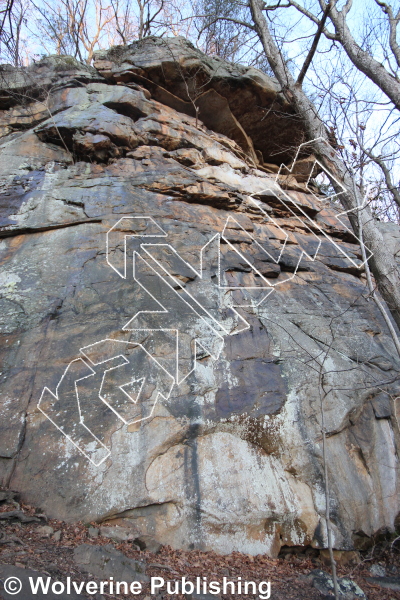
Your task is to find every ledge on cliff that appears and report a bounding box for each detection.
[0,37,309,168]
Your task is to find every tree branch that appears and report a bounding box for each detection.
[296,2,331,86]
[375,0,400,69]
[248,0,400,330]
[286,0,337,40]
[368,152,400,210]
[355,181,400,358]
[326,0,400,109]
[195,14,255,33]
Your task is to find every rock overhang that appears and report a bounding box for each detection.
[92,36,305,166]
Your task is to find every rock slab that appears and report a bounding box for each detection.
[73,544,148,582]
[365,576,400,591]
[311,570,366,599]
[0,564,83,600]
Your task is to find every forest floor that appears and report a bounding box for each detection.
[1,498,399,600]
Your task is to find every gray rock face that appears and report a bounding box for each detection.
[0,55,102,110]
[73,544,148,582]
[311,570,366,599]
[185,595,221,600]
[99,525,139,542]
[365,576,400,591]
[0,564,83,599]
[133,534,163,553]
[369,563,386,577]
[0,38,399,557]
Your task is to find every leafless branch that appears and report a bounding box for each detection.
[296,1,331,86]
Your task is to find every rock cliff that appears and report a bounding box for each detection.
[0,37,399,557]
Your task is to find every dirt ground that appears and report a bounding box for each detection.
[1,500,400,600]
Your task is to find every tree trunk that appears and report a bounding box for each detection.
[325,1,400,111]
[249,0,400,331]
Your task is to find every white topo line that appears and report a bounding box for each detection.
[39,139,372,465]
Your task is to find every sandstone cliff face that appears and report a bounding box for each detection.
[0,39,399,557]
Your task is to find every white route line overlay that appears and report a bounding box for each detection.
[106,216,167,279]
[124,250,227,385]
[38,340,174,466]
[80,339,174,425]
[108,217,283,297]
[267,137,373,267]
[39,139,373,466]
[38,357,111,467]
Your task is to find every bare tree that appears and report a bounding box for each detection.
[309,50,400,220]
[234,0,400,331]
[194,5,400,584]
[31,0,114,64]
[195,0,257,62]
[23,0,189,63]
[0,0,14,39]
[107,0,166,42]
[106,0,138,45]
[137,0,164,39]
[286,0,400,110]
[105,0,198,44]
[0,0,29,65]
